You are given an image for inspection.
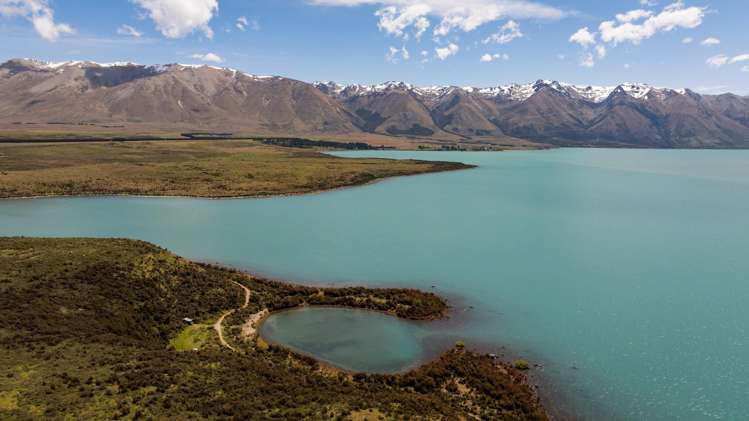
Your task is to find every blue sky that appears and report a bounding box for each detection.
[0,0,747,93]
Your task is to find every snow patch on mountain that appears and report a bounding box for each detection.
[316,78,687,103]
[11,60,684,103]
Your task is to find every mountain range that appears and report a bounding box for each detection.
[2,58,748,148]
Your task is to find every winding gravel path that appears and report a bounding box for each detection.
[213,280,251,351]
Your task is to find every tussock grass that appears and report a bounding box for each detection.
[0,140,472,198]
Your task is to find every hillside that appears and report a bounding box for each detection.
[2,59,749,148]
[0,237,548,420]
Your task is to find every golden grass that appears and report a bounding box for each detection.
[169,324,213,352]
[0,140,471,198]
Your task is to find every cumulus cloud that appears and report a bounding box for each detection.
[375,4,431,38]
[700,37,719,46]
[569,2,705,67]
[435,42,459,60]
[598,1,705,45]
[480,52,509,62]
[132,0,218,39]
[191,52,223,63]
[385,45,410,62]
[0,0,74,41]
[569,27,596,47]
[310,0,565,39]
[117,24,142,37]
[482,20,522,44]
[742,65,749,73]
[569,26,600,66]
[615,9,652,23]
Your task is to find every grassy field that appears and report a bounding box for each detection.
[0,237,547,420]
[0,140,472,199]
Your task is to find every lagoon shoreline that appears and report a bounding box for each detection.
[0,150,562,419]
[0,236,552,420]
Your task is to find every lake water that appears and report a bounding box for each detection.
[1,149,748,420]
[259,307,429,373]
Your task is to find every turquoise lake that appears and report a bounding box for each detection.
[1,149,748,420]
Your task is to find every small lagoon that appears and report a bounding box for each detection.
[259,307,431,373]
[2,149,749,420]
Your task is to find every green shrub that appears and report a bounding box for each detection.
[514,359,530,370]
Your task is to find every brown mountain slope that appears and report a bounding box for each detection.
[0,59,358,135]
[2,59,749,148]
[430,89,503,137]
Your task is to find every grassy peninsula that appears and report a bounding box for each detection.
[0,237,547,420]
[0,140,472,199]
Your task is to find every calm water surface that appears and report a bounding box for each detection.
[1,149,748,420]
[259,307,428,373]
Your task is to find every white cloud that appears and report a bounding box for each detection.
[482,20,523,44]
[132,0,218,39]
[375,4,431,38]
[569,27,596,47]
[599,1,705,46]
[742,65,749,73]
[480,52,509,62]
[640,0,658,6]
[385,45,410,63]
[595,44,607,58]
[700,37,720,46]
[310,0,565,38]
[235,16,260,32]
[117,24,142,37]
[191,52,223,63]
[557,54,566,60]
[414,16,429,39]
[706,53,749,69]
[706,54,729,68]
[569,1,706,67]
[236,16,248,31]
[0,0,74,41]
[615,9,652,23]
[435,42,459,60]
[580,52,594,68]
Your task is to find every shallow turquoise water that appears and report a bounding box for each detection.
[259,307,427,373]
[1,149,748,420]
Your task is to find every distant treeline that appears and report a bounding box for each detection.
[180,132,234,139]
[258,137,393,150]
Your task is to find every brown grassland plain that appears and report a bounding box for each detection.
[0,140,472,199]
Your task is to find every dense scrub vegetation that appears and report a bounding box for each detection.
[0,237,546,420]
[258,137,390,150]
[246,277,448,320]
[0,140,472,198]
